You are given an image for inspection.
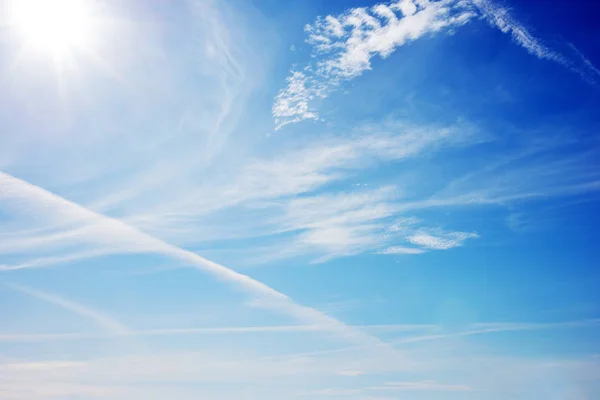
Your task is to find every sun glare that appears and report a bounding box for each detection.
[10,0,96,58]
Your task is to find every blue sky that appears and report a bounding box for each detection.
[1,0,600,398]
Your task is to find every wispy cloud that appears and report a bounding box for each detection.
[3,282,130,334]
[0,171,385,348]
[407,230,478,250]
[472,0,565,63]
[1,120,478,267]
[370,380,473,392]
[3,121,598,269]
[380,221,478,254]
[377,246,425,255]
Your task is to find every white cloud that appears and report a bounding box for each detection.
[378,246,425,255]
[272,70,322,129]
[384,216,421,233]
[305,1,475,80]
[274,186,400,261]
[379,219,479,254]
[407,230,478,250]
[273,0,476,129]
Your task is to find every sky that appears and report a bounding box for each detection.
[0,0,600,398]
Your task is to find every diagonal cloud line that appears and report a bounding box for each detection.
[3,282,130,334]
[472,0,600,84]
[0,171,385,347]
[471,0,566,63]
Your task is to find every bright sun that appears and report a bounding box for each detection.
[10,0,96,58]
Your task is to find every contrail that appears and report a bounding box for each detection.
[0,171,385,347]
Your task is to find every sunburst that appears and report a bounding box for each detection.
[9,0,99,61]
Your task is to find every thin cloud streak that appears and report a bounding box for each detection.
[472,0,565,63]
[473,0,600,84]
[3,283,130,334]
